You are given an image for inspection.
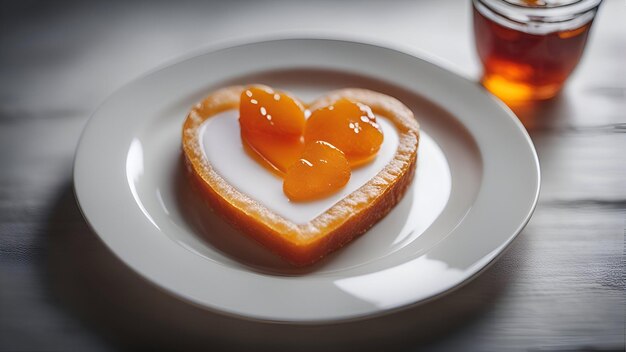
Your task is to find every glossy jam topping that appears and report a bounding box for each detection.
[239,86,306,137]
[238,86,384,202]
[305,98,384,167]
[283,141,351,202]
[239,86,306,174]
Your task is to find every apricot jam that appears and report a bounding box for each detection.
[473,0,596,101]
[239,86,384,201]
[305,98,383,167]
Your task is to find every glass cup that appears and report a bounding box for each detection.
[472,0,602,102]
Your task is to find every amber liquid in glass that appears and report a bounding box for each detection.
[473,7,593,101]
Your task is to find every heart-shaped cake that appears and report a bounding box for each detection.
[182,86,419,266]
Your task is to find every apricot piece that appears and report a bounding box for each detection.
[304,98,384,167]
[239,86,305,138]
[283,141,351,202]
[239,86,306,173]
[240,130,304,175]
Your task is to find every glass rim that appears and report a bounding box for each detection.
[475,0,602,18]
[473,0,602,34]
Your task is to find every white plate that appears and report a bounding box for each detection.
[74,38,540,323]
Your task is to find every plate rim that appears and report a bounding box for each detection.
[73,35,540,324]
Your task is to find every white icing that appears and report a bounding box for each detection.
[199,110,400,224]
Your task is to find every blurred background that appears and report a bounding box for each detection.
[1,0,624,351]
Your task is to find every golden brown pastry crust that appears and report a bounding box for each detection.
[182,86,419,266]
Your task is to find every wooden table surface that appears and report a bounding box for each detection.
[1,0,624,351]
